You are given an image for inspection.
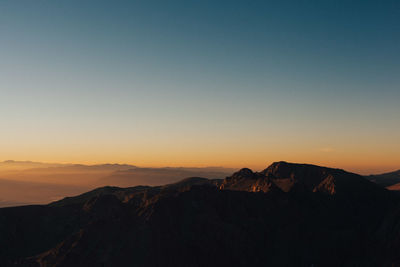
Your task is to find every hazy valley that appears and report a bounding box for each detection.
[0,161,235,207]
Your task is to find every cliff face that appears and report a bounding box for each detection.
[1,162,399,267]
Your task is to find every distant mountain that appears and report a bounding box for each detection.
[0,178,89,207]
[98,166,235,187]
[0,162,234,207]
[0,160,66,171]
[26,163,137,172]
[1,162,400,266]
[365,169,400,188]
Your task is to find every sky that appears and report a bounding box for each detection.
[0,0,399,174]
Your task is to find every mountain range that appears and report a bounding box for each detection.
[0,161,234,207]
[1,161,400,266]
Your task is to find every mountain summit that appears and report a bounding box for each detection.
[221,161,384,196]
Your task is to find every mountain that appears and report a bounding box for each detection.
[0,160,66,171]
[98,167,234,187]
[1,162,400,266]
[222,161,386,197]
[0,163,233,207]
[366,170,400,188]
[27,163,137,172]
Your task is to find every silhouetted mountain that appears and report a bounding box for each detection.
[27,163,137,172]
[99,167,234,187]
[1,162,400,266]
[0,160,66,171]
[221,161,388,196]
[366,170,400,188]
[0,163,234,207]
[0,161,136,172]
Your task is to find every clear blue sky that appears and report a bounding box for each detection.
[0,0,399,173]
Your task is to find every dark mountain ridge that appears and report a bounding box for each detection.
[1,162,400,266]
[222,162,389,197]
[366,169,400,188]
[0,163,234,207]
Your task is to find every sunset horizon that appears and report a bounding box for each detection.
[1,1,399,179]
[0,158,398,175]
[1,1,399,266]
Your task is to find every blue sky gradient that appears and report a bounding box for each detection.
[0,0,399,173]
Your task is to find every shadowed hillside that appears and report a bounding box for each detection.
[1,162,400,266]
[366,170,400,189]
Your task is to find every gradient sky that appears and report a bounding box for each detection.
[0,0,399,174]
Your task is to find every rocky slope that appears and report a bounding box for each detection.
[1,162,400,266]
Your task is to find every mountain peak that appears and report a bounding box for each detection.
[220,167,279,193]
[231,168,255,179]
[220,161,383,196]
